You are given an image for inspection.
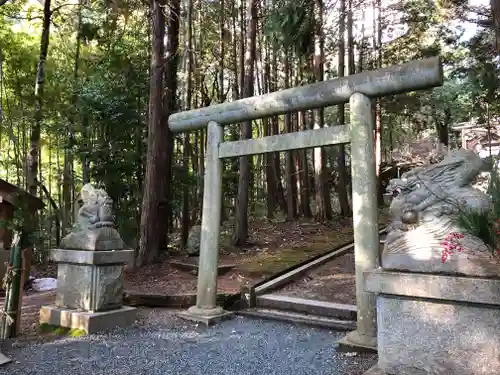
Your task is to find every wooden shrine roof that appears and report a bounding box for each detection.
[0,179,45,211]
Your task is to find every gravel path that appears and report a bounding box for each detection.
[0,315,376,375]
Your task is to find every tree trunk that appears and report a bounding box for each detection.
[161,0,180,246]
[262,33,276,219]
[436,108,450,146]
[270,45,287,215]
[219,0,228,222]
[181,0,194,248]
[27,0,51,198]
[193,0,205,222]
[63,1,83,233]
[298,109,312,217]
[190,130,199,224]
[138,0,166,265]
[135,92,144,230]
[372,0,383,205]
[263,116,276,219]
[358,8,365,73]
[239,0,245,99]
[373,0,382,178]
[346,0,356,209]
[296,58,312,218]
[335,0,351,217]
[219,0,225,102]
[23,0,51,247]
[284,51,296,221]
[347,0,355,76]
[231,0,239,99]
[81,114,90,183]
[137,0,179,266]
[198,128,205,217]
[232,0,257,246]
[490,0,500,52]
[313,0,332,222]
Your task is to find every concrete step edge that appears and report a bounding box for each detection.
[236,308,356,331]
[256,294,357,320]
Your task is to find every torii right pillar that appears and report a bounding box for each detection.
[338,92,379,352]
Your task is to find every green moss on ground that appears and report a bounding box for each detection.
[240,228,354,277]
[38,323,87,337]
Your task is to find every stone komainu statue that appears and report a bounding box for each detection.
[60,184,125,251]
[382,149,499,276]
[73,184,114,231]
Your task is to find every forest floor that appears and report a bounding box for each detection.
[279,252,357,305]
[125,211,389,296]
[278,240,384,305]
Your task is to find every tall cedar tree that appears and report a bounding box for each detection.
[138,0,180,265]
[232,0,258,245]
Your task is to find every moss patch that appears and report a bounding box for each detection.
[39,323,87,337]
[239,228,354,277]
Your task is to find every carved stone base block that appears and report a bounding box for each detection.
[365,270,500,375]
[40,305,137,334]
[50,249,134,312]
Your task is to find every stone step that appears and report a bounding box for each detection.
[236,308,356,331]
[0,351,10,366]
[256,294,357,320]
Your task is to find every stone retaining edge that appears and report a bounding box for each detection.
[123,291,239,309]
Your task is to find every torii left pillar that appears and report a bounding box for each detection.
[176,121,233,325]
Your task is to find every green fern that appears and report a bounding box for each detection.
[456,210,495,249]
[455,160,500,253]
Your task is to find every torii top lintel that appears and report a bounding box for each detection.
[168,56,443,133]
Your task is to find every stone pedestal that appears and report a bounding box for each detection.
[40,249,137,334]
[364,270,500,374]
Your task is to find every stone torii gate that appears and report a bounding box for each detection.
[168,57,443,351]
